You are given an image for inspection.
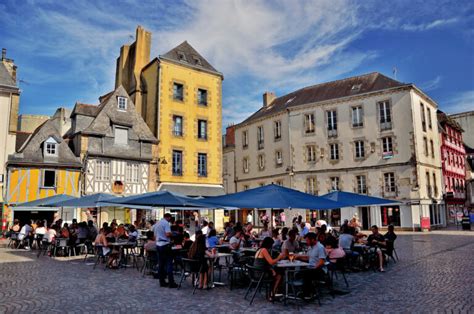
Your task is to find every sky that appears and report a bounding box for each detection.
[1,0,473,129]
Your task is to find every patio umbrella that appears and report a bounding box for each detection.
[101,190,214,209]
[320,191,400,207]
[198,184,343,210]
[15,194,78,207]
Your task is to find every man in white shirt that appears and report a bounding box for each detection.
[247,212,253,224]
[153,213,177,288]
[229,228,244,250]
[18,222,33,250]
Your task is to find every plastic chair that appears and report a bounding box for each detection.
[142,250,158,277]
[53,238,71,257]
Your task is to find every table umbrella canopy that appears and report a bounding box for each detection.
[15,194,78,207]
[101,190,214,208]
[198,184,343,210]
[320,191,400,207]
[53,193,118,208]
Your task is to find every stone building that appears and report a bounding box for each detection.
[224,72,444,230]
[17,114,50,133]
[68,86,157,223]
[0,48,20,218]
[115,26,225,228]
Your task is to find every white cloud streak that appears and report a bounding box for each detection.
[401,18,459,31]
[420,75,442,92]
[441,91,474,114]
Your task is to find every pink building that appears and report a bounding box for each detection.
[438,111,466,224]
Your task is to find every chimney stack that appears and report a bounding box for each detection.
[263,91,276,107]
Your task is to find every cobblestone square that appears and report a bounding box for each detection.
[0,231,473,313]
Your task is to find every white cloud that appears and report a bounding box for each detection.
[441,91,474,114]
[420,75,442,92]
[401,18,459,31]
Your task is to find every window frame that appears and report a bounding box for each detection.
[197,119,208,140]
[378,100,392,130]
[172,115,183,137]
[275,150,283,166]
[356,175,367,194]
[258,154,265,171]
[330,143,339,160]
[197,153,207,177]
[114,126,129,146]
[330,176,340,191]
[242,130,249,149]
[257,126,264,149]
[355,140,365,159]
[95,160,111,182]
[117,96,127,111]
[42,169,56,188]
[304,113,315,134]
[172,150,183,176]
[197,88,208,106]
[384,172,396,193]
[173,82,184,101]
[274,120,282,140]
[351,106,364,128]
[306,145,317,163]
[243,157,249,173]
[126,163,140,183]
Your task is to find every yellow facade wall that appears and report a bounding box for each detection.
[4,167,81,221]
[155,60,223,186]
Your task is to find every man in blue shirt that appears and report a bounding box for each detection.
[296,232,327,298]
[153,213,177,288]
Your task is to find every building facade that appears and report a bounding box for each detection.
[438,111,466,224]
[4,114,82,224]
[69,86,158,223]
[0,48,20,219]
[224,72,444,230]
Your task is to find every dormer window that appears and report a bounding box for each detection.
[118,97,127,110]
[192,55,202,65]
[44,137,58,157]
[177,51,187,62]
[351,84,362,92]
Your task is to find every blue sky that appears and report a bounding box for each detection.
[1,0,473,128]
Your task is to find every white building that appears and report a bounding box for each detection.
[0,49,19,214]
[224,72,444,230]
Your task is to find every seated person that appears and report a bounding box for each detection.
[229,227,245,250]
[384,224,397,243]
[281,229,300,258]
[271,228,282,250]
[316,224,327,245]
[144,231,156,252]
[299,222,309,238]
[296,232,327,298]
[183,232,193,250]
[127,225,139,242]
[207,229,220,248]
[18,221,33,249]
[10,219,21,233]
[367,225,386,272]
[188,234,214,289]
[324,236,345,263]
[259,223,271,238]
[254,237,284,301]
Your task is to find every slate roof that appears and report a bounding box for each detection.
[0,62,17,89]
[240,72,408,125]
[160,41,220,75]
[437,110,464,132]
[8,118,82,168]
[71,85,157,143]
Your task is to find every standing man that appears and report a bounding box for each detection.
[246,211,253,225]
[153,213,178,288]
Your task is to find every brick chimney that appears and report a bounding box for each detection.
[1,48,17,83]
[263,91,276,107]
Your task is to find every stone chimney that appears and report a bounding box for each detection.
[263,91,276,107]
[1,48,17,83]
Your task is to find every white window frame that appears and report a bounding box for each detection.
[379,100,392,129]
[352,106,363,127]
[327,110,337,131]
[242,130,249,148]
[330,177,340,191]
[173,115,183,136]
[304,113,315,134]
[307,145,316,162]
[384,172,396,193]
[257,126,264,149]
[243,157,249,173]
[382,137,393,154]
[117,96,127,110]
[356,175,367,194]
[355,141,365,159]
[330,143,339,160]
[258,154,265,171]
[306,177,317,195]
[95,160,110,181]
[274,120,282,140]
[126,163,140,183]
[275,150,283,166]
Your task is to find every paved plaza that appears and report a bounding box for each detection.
[0,231,473,313]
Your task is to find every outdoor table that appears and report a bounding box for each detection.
[110,242,136,268]
[206,252,233,287]
[276,260,310,305]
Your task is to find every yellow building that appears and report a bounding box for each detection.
[4,116,81,224]
[115,26,224,198]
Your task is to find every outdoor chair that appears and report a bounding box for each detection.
[328,257,349,288]
[142,250,158,277]
[229,255,253,290]
[286,268,321,305]
[178,258,202,294]
[36,235,50,258]
[93,245,108,270]
[244,264,273,305]
[53,238,71,257]
[382,240,399,263]
[7,232,19,248]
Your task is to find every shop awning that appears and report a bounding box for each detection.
[157,183,225,197]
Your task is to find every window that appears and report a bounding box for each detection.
[198,153,207,177]
[173,115,183,136]
[274,120,281,140]
[45,143,57,156]
[307,145,317,162]
[430,140,435,158]
[327,110,337,136]
[356,175,367,194]
[257,126,264,149]
[423,137,428,157]
[427,107,432,129]
[275,150,283,166]
[172,150,183,176]
[197,89,207,106]
[378,100,392,130]
[258,154,265,171]
[177,51,187,62]
[304,114,315,134]
[352,106,363,127]
[95,160,110,181]
[242,130,248,149]
[126,163,139,183]
[173,82,184,101]
[114,127,128,145]
[384,172,396,193]
[330,143,339,160]
[426,171,431,197]
[421,102,426,132]
[198,120,207,140]
[355,141,365,159]
[330,177,340,191]
[382,137,393,158]
[306,177,317,195]
[118,96,127,110]
[243,157,249,173]
[42,170,56,188]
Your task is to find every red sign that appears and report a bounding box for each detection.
[421,217,430,231]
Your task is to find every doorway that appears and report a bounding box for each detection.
[360,207,370,230]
